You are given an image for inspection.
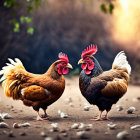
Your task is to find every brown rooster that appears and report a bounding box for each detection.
[78,44,131,121]
[0,53,73,121]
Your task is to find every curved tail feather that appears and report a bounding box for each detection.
[0,58,25,99]
[112,51,131,75]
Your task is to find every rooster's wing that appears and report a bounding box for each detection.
[95,69,129,97]
[21,85,50,101]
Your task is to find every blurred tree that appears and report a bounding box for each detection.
[2,0,115,34]
[0,0,140,82]
[100,0,115,14]
[3,0,45,34]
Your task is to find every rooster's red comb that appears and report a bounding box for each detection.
[58,52,69,63]
[81,44,98,58]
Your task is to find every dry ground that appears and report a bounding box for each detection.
[0,77,140,140]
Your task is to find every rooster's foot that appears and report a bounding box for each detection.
[36,111,48,121]
[90,118,103,121]
[41,114,49,119]
[36,116,48,121]
[102,117,111,121]
[91,110,103,121]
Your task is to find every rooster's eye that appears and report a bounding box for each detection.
[85,57,89,60]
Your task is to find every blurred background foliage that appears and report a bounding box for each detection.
[3,0,114,34]
[0,0,140,84]
[3,0,43,34]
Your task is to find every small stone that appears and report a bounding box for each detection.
[0,122,9,128]
[71,123,79,129]
[49,129,54,132]
[107,123,117,129]
[130,125,140,130]
[13,123,21,128]
[85,124,93,131]
[13,122,30,128]
[19,132,26,136]
[60,112,68,118]
[127,106,136,114]
[62,133,68,137]
[116,131,129,139]
[58,110,68,118]
[1,113,12,119]
[50,123,58,132]
[40,131,47,137]
[44,137,54,140]
[116,105,123,111]
[76,131,87,139]
[84,105,90,111]
[87,124,93,128]
[79,123,85,129]
[20,122,30,127]
[69,103,74,107]
[105,132,110,135]
[51,123,58,128]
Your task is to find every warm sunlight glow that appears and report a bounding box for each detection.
[119,0,129,10]
[112,0,140,46]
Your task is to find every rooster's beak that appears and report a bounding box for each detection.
[78,59,84,65]
[67,63,73,69]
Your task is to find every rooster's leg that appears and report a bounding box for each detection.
[90,110,103,121]
[103,110,111,120]
[36,111,48,121]
[41,109,49,118]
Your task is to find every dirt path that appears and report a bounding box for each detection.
[0,77,140,140]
